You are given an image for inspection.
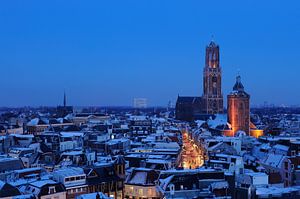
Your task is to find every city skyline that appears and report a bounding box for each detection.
[1,0,300,107]
[1,1,300,198]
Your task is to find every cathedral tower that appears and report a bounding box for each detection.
[227,75,250,136]
[203,41,223,114]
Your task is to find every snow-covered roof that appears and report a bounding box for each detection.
[128,171,148,185]
[159,175,174,190]
[0,180,5,190]
[195,120,206,127]
[207,114,230,129]
[146,159,171,164]
[273,144,289,152]
[210,181,228,189]
[11,134,34,138]
[261,154,285,168]
[62,151,83,156]
[60,132,84,137]
[30,179,57,188]
[27,118,40,126]
[256,186,299,196]
[52,167,85,178]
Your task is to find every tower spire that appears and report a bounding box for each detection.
[233,74,244,92]
[63,91,66,107]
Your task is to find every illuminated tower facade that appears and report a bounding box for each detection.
[203,41,223,114]
[227,75,250,136]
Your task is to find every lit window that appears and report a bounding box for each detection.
[138,189,143,195]
[129,186,134,194]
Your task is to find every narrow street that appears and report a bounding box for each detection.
[180,131,204,169]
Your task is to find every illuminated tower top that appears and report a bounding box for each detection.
[205,41,220,68]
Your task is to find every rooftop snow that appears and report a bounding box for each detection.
[128,171,147,185]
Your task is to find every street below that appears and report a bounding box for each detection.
[180,131,204,169]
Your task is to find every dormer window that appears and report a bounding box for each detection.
[49,186,56,194]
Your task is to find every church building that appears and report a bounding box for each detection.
[227,75,250,136]
[226,75,264,138]
[176,40,224,121]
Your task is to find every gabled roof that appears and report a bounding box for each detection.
[0,181,21,198]
[176,96,202,104]
[261,153,285,168]
[126,168,159,186]
[84,165,121,185]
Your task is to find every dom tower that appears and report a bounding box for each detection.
[202,41,223,114]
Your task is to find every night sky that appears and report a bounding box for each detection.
[0,0,299,107]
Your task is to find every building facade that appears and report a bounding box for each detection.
[227,75,250,136]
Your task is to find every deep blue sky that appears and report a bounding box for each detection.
[0,0,299,107]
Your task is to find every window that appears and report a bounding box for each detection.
[285,162,289,170]
[49,186,56,194]
[138,189,143,195]
[129,186,134,194]
[148,188,152,195]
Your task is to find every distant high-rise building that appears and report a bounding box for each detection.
[227,75,250,136]
[202,41,223,114]
[133,98,147,109]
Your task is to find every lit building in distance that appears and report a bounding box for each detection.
[133,98,148,109]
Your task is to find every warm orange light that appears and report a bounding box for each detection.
[250,129,264,138]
